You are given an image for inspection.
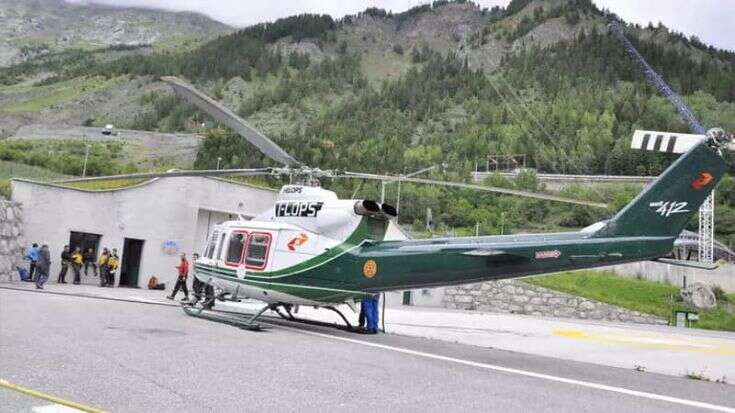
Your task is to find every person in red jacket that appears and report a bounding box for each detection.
[167,253,189,301]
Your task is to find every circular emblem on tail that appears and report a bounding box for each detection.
[363,260,378,278]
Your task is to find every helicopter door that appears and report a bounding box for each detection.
[224,230,248,269]
[243,232,274,272]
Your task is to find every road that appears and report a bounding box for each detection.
[1,288,734,413]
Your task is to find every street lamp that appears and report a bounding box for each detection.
[216,157,222,170]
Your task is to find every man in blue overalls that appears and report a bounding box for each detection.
[362,294,380,334]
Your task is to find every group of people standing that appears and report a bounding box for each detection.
[25,244,118,289]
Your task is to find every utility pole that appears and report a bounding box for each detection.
[396,165,438,216]
[82,144,91,177]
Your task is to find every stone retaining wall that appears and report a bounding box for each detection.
[443,279,667,325]
[0,200,24,281]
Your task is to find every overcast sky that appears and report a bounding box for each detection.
[67,0,735,51]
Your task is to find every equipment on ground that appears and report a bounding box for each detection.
[56,57,732,330]
[680,282,717,310]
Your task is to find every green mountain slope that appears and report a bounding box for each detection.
[0,0,734,241]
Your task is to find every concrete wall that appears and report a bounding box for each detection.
[472,171,653,190]
[12,177,277,287]
[385,288,446,308]
[0,200,24,281]
[442,279,667,325]
[599,261,735,292]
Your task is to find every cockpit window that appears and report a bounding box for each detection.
[216,232,226,260]
[226,232,247,265]
[245,233,271,269]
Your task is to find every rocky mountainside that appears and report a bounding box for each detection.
[1,0,734,241]
[0,0,231,67]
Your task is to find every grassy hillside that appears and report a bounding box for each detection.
[527,271,735,332]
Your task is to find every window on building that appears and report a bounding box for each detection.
[245,233,271,269]
[205,230,220,259]
[225,232,247,265]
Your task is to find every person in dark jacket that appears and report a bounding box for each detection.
[97,248,110,287]
[84,248,97,277]
[35,245,50,289]
[57,245,70,284]
[190,253,203,303]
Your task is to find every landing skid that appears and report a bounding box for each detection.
[182,302,374,334]
[182,302,274,331]
[275,304,380,334]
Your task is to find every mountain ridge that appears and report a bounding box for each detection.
[0,0,231,67]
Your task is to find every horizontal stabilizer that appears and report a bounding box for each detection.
[631,130,705,154]
[462,249,510,256]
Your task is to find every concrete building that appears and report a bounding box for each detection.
[11,177,277,288]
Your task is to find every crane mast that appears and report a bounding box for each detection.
[609,21,715,263]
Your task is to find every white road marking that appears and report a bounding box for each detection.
[32,404,83,413]
[277,325,735,413]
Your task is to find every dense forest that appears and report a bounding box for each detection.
[1,0,734,245]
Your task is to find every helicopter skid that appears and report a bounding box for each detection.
[181,303,270,331]
[182,301,371,333]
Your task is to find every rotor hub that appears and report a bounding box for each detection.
[706,127,732,148]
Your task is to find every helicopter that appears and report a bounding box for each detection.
[62,23,732,331]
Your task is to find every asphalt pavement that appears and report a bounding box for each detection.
[2,288,735,412]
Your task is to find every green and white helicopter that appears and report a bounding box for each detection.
[66,25,733,330]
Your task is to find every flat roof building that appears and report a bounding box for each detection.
[11,177,277,288]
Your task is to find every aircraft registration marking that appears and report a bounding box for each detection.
[649,201,689,217]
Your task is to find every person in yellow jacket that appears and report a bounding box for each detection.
[97,248,109,287]
[106,248,119,288]
[71,247,83,285]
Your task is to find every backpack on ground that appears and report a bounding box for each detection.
[147,276,165,290]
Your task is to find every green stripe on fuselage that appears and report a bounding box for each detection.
[194,265,368,302]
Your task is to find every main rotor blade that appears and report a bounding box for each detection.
[161,76,300,167]
[609,21,706,135]
[340,172,609,209]
[54,168,274,184]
